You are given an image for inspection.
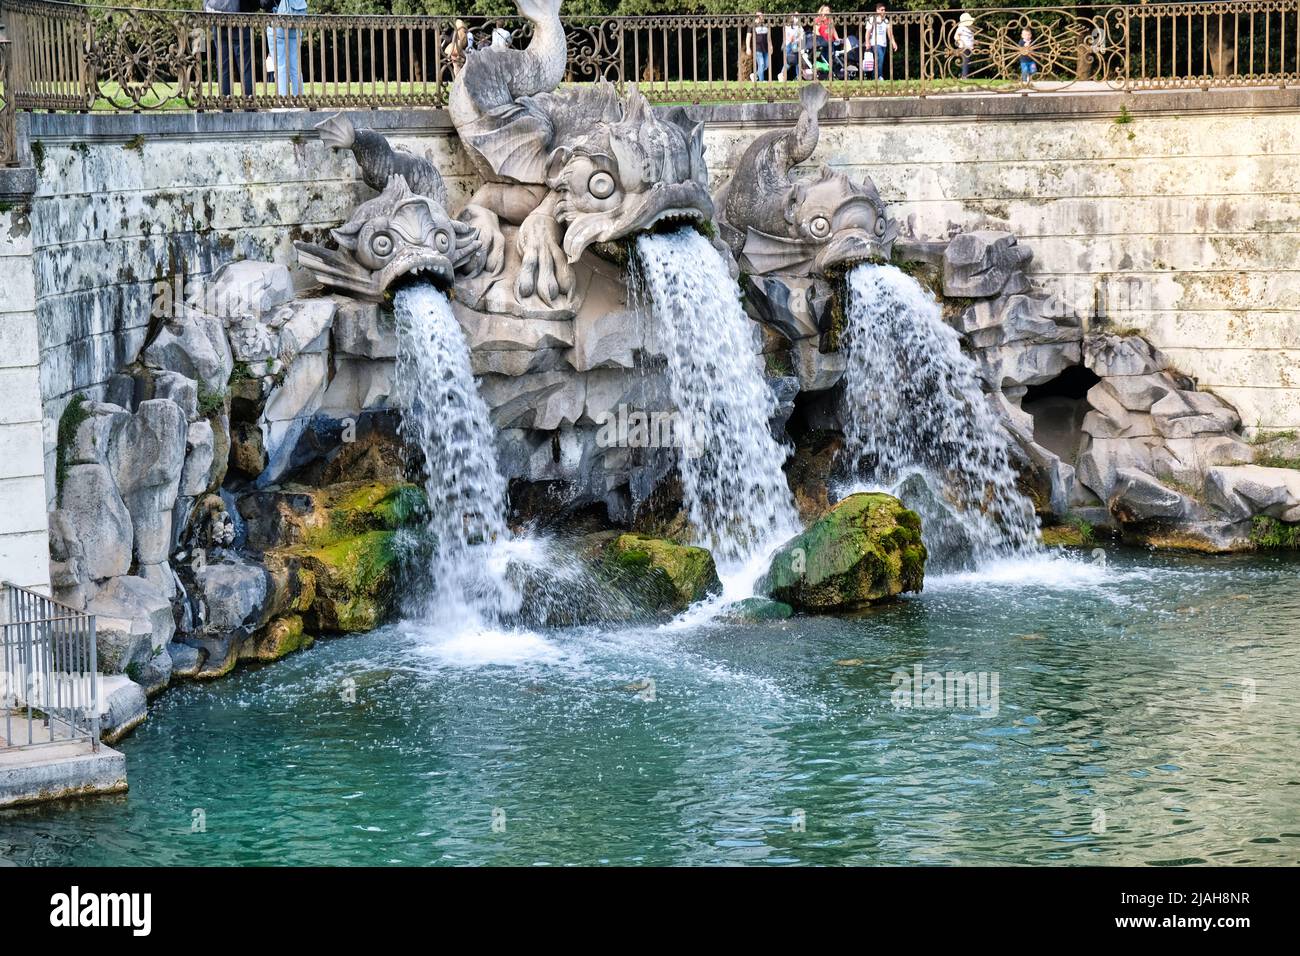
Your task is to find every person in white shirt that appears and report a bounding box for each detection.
[870,4,898,81]
[955,12,975,79]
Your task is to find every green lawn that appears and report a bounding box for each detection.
[72,75,1016,111]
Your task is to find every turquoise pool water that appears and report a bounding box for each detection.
[3,548,1298,866]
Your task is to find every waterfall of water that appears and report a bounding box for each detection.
[634,229,799,568]
[840,263,1039,566]
[393,283,520,628]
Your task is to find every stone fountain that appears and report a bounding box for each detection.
[40,0,1300,743]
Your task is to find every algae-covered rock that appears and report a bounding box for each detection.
[294,530,398,632]
[720,597,794,622]
[758,493,925,612]
[602,533,721,613]
[242,614,315,662]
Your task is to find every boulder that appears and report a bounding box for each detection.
[88,575,174,675]
[189,556,271,679]
[792,337,848,392]
[194,557,269,636]
[58,463,132,580]
[1108,468,1193,524]
[200,260,295,318]
[479,370,585,431]
[1152,434,1254,484]
[601,534,721,613]
[142,309,234,393]
[942,230,1032,298]
[276,297,337,360]
[293,530,398,632]
[179,418,216,496]
[332,299,397,359]
[1203,465,1300,522]
[719,597,794,622]
[1075,434,1156,501]
[166,642,204,679]
[108,399,189,565]
[758,493,926,612]
[148,370,199,420]
[1084,333,1169,377]
[1151,389,1240,439]
[241,614,314,663]
[67,401,130,466]
[96,675,148,744]
[47,510,90,608]
[1087,374,1174,414]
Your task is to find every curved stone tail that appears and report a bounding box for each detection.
[787,82,828,169]
[315,113,355,150]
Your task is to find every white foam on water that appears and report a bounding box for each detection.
[409,624,570,669]
[928,551,1114,590]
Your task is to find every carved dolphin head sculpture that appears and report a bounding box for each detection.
[547,90,715,262]
[295,176,481,301]
[739,166,899,278]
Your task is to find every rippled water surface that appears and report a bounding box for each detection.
[3,549,1298,866]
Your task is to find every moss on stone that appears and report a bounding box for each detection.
[758,493,926,612]
[55,393,91,499]
[720,597,794,622]
[249,615,314,662]
[325,482,424,539]
[602,533,722,613]
[294,530,398,632]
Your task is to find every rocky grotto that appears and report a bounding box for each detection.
[40,0,1300,746]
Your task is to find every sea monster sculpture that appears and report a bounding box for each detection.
[714,84,898,277]
[449,0,715,311]
[295,115,481,301]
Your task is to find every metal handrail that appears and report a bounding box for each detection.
[1,1,1297,167]
[1,581,100,751]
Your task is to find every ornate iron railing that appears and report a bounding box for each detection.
[0,1,1298,160]
[0,37,15,166]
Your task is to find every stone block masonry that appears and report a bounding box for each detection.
[699,89,1300,434]
[0,166,51,590]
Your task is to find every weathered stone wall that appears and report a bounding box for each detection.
[700,89,1300,433]
[22,88,1300,511]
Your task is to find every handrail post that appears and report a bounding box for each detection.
[88,615,99,751]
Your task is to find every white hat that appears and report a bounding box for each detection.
[959,12,974,25]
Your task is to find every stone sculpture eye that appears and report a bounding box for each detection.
[371,233,394,257]
[434,230,451,253]
[588,171,616,200]
[809,216,831,239]
[874,217,887,237]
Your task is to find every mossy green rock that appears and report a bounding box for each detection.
[720,597,794,622]
[603,533,721,613]
[758,493,926,612]
[294,530,398,632]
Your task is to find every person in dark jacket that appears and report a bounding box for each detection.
[206,0,263,102]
